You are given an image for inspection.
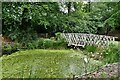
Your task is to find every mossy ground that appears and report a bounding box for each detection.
[1,49,103,78]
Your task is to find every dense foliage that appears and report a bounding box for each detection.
[2,33,67,55]
[83,42,120,64]
[102,42,120,64]
[2,2,120,42]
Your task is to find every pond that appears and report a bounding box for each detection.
[1,49,103,78]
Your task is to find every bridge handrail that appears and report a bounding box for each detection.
[61,33,118,47]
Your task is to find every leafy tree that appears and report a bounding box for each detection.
[2,2,120,46]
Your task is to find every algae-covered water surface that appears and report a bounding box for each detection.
[1,49,103,78]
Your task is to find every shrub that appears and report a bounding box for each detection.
[2,37,67,53]
[2,42,20,55]
[26,43,36,49]
[6,28,38,49]
[85,45,97,53]
[37,38,44,49]
[55,32,61,40]
[43,39,54,49]
[53,39,67,49]
[103,43,119,64]
[37,38,67,49]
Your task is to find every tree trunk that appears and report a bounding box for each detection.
[68,2,72,15]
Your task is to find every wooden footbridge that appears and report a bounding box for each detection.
[61,33,118,47]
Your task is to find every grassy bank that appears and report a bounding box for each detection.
[1,49,103,78]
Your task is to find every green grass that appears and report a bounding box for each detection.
[1,49,103,78]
